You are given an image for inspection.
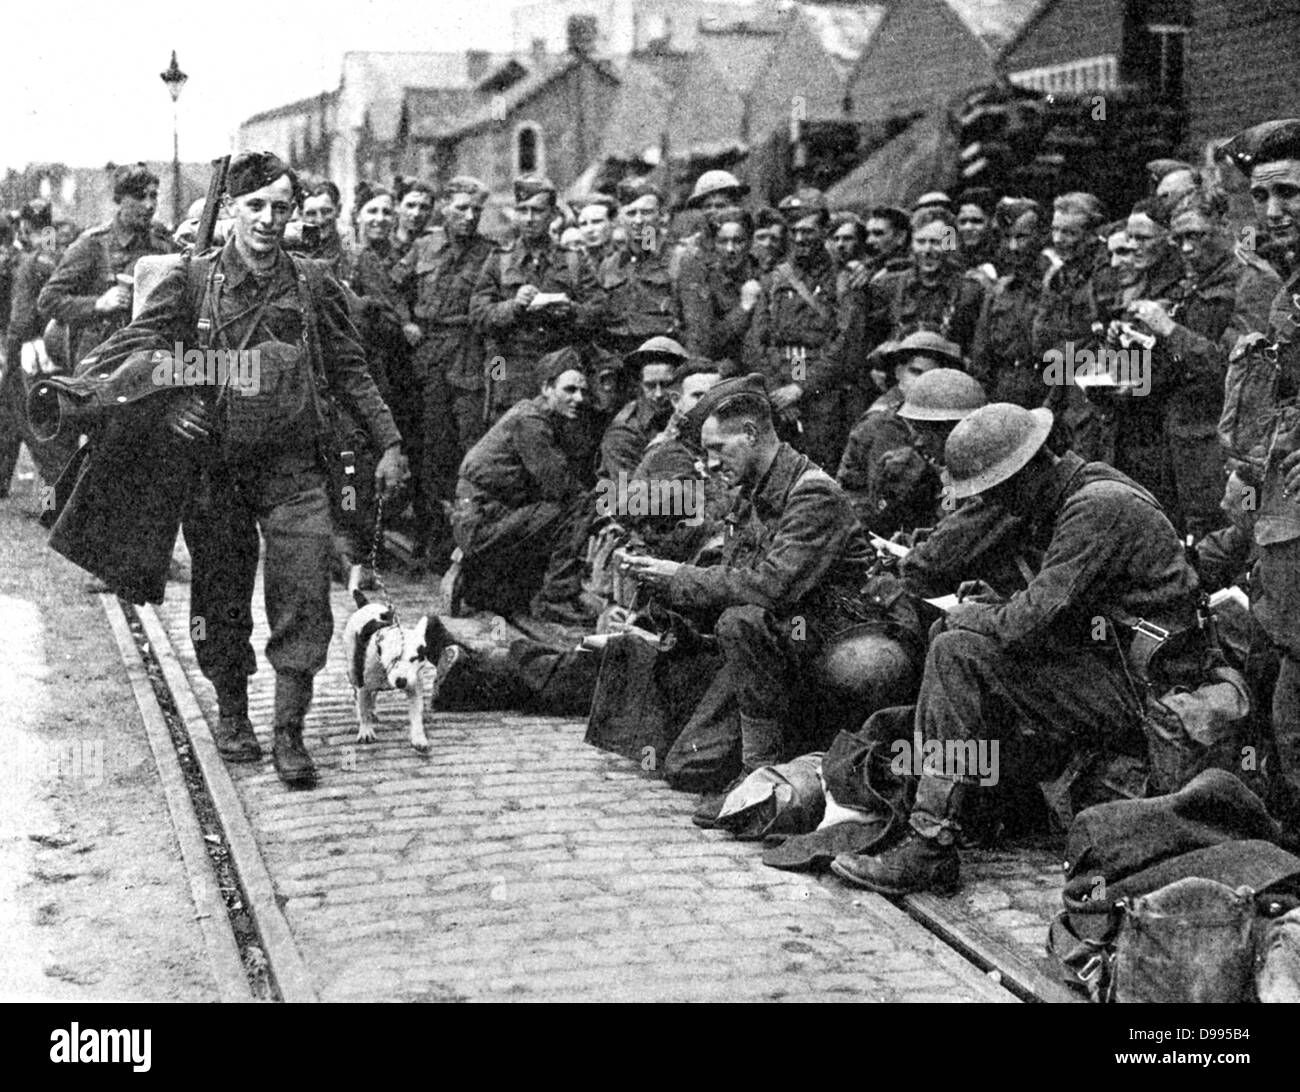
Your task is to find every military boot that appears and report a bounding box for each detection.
[271,671,317,788]
[829,777,967,895]
[693,714,783,828]
[212,674,261,762]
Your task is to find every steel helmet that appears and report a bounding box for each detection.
[942,403,1053,499]
[814,628,916,712]
[879,329,964,369]
[686,170,749,208]
[625,336,689,368]
[898,368,988,422]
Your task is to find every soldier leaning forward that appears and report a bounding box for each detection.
[28,153,408,789]
[37,163,176,369]
[470,177,605,417]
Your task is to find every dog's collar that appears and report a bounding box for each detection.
[353,614,395,685]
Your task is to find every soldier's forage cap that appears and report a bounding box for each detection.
[778,188,829,217]
[899,368,987,422]
[875,330,964,369]
[942,403,1053,499]
[538,346,586,385]
[1222,118,1300,175]
[19,199,52,230]
[514,176,557,204]
[227,152,299,200]
[616,177,663,208]
[688,372,770,426]
[912,191,952,212]
[112,162,160,202]
[625,336,688,369]
[686,170,749,208]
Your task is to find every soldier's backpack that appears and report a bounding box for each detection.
[1219,292,1300,468]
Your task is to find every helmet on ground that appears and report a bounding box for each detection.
[814,628,916,712]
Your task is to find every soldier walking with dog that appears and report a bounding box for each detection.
[39,153,409,788]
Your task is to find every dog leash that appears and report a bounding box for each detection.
[366,492,396,620]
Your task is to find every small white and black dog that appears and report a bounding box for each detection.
[342,590,434,753]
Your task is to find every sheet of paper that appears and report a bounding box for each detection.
[1208,585,1248,610]
[924,594,960,612]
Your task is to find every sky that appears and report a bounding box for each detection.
[0,0,522,171]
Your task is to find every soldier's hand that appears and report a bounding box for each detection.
[402,322,424,347]
[1281,448,1300,498]
[374,444,410,501]
[619,554,681,590]
[955,579,1002,604]
[740,280,762,311]
[165,393,215,443]
[1128,300,1175,338]
[94,285,131,314]
[514,284,540,309]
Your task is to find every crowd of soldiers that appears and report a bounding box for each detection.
[3,113,1300,897]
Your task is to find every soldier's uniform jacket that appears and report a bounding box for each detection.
[744,253,857,393]
[598,244,681,356]
[457,394,589,509]
[1161,254,1280,438]
[470,240,605,410]
[663,441,874,631]
[65,241,399,452]
[1030,247,1108,364]
[943,452,1200,652]
[37,215,176,366]
[598,395,670,481]
[679,256,756,364]
[6,249,58,352]
[865,263,987,356]
[835,388,937,536]
[899,495,1033,601]
[970,270,1045,407]
[1252,269,1300,546]
[392,230,496,390]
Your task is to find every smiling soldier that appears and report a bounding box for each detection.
[40,152,409,788]
[450,347,597,623]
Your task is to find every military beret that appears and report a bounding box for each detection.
[112,162,160,202]
[625,336,687,369]
[777,188,829,217]
[227,152,299,200]
[19,199,52,230]
[514,176,557,204]
[1221,119,1300,175]
[537,346,586,385]
[616,176,664,208]
[689,372,771,425]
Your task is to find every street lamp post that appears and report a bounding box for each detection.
[160,51,188,227]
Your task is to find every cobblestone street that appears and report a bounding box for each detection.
[150,565,1027,1003]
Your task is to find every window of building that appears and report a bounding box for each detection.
[1145,24,1187,101]
[515,122,544,176]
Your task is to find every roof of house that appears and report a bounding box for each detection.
[794,1,888,76]
[695,24,783,94]
[943,0,1044,56]
[404,88,478,141]
[432,54,621,142]
[338,51,511,141]
[241,91,335,128]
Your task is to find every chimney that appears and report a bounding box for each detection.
[567,14,598,56]
[466,49,490,83]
